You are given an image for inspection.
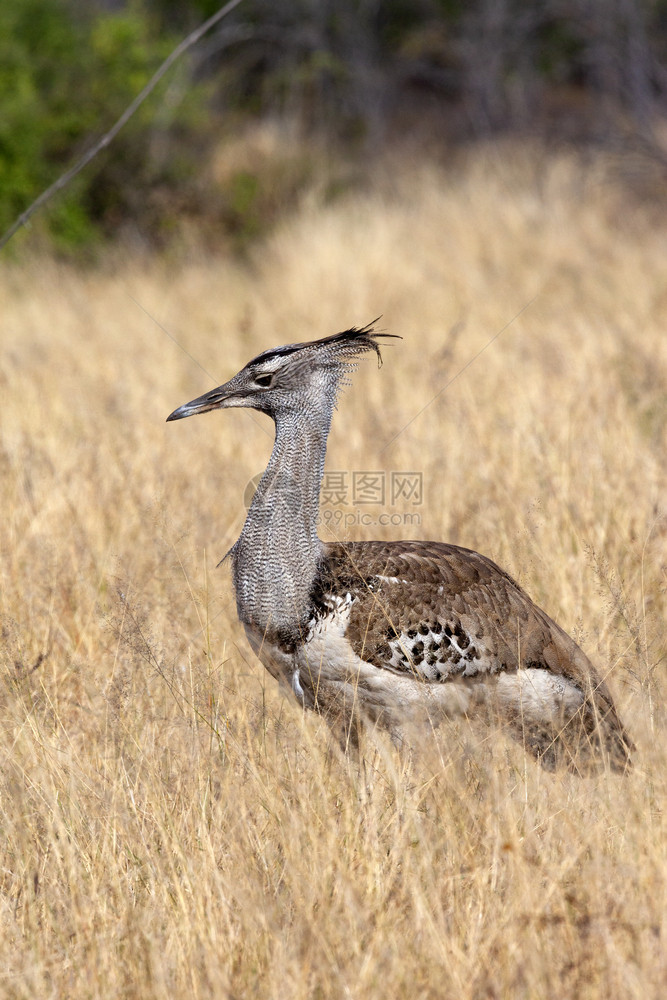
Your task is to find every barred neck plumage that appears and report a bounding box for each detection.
[231,402,333,642]
[166,322,390,646]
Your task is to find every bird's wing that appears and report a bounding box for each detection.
[316,539,625,726]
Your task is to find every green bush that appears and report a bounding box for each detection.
[0,0,204,254]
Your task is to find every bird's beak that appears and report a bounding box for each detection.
[166,380,236,422]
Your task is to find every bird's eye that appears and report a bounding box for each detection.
[254,372,274,388]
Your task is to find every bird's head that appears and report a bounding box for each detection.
[166,321,399,422]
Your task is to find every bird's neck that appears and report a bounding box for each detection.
[231,405,333,644]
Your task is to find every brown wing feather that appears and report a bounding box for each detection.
[316,539,633,767]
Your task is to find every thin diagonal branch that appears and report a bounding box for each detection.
[0,0,245,252]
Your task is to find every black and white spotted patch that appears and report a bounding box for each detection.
[305,590,356,642]
[384,619,485,681]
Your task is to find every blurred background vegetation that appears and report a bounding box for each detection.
[2,0,667,256]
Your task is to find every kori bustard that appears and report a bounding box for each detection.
[167,324,633,772]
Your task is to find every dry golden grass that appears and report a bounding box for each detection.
[1,144,665,998]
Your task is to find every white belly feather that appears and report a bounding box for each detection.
[244,597,585,733]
